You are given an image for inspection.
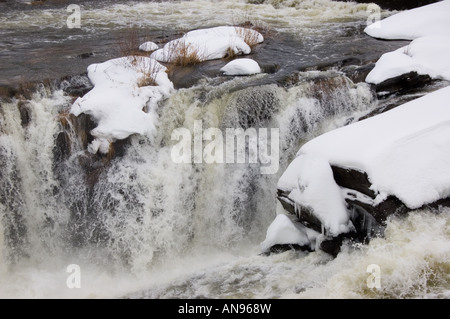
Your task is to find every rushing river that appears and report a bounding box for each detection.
[0,0,449,299]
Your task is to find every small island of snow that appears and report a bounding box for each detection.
[220,58,262,76]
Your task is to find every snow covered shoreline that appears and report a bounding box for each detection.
[365,0,450,84]
[263,1,450,254]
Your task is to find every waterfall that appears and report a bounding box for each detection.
[0,70,376,290]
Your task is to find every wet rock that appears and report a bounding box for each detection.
[341,63,375,84]
[17,101,32,127]
[276,163,449,257]
[263,244,313,256]
[374,71,433,98]
[331,166,376,198]
[53,131,71,163]
[77,52,94,59]
[0,86,16,100]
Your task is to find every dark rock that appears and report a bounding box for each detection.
[77,52,94,59]
[0,86,16,100]
[53,131,71,164]
[341,63,375,84]
[17,101,32,127]
[319,233,352,258]
[374,71,433,98]
[277,189,323,234]
[337,0,440,10]
[332,166,376,199]
[276,162,450,257]
[264,244,313,256]
[59,74,93,98]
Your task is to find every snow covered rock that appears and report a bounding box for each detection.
[139,41,159,52]
[365,2,450,86]
[271,86,450,256]
[70,56,174,154]
[366,35,450,85]
[151,26,264,63]
[220,58,262,76]
[364,1,450,40]
[260,214,318,254]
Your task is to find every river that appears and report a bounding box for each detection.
[0,0,449,299]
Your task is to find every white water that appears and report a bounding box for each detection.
[1,0,449,300]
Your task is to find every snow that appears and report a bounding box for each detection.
[220,58,262,76]
[282,86,450,212]
[139,41,159,52]
[364,1,450,40]
[366,35,450,84]
[260,214,319,253]
[278,154,354,236]
[151,26,263,63]
[365,1,450,84]
[70,56,173,154]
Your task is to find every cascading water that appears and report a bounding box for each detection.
[1,0,449,299]
[0,68,378,297]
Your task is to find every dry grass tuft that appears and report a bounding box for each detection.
[167,40,205,67]
[235,26,262,49]
[117,27,148,57]
[115,27,164,87]
[135,56,164,87]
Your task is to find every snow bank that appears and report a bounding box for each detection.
[366,35,450,84]
[70,56,173,154]
[282,86,450,211]
[364,1,450,40]
[260,214,319,253]
[278,154,353,236]
[365,1,450,84]
[139,41,159,52]
[220,58,262,76]
[151,26,263,63]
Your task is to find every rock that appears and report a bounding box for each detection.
[331,166,376,198]
[0,86,16,100]
[276,163,450,256]
[53,131,71,164]
[262,244,313,256]
[374,71,433,98]
[341,63,375,84]
[77,52,94,59]
[17,101,32,127]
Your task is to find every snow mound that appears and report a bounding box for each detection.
[364,1,450,40]
[151,26,263,63]
[365,1,450,85]
[260,214,319,253]
[220,58,262,76]
[278,154,354,236]
[366,35,450,84]
[70,56,174,154]
[283,86,450,211]
[139,41,159,52]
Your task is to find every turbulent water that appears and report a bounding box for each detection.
[0,0,449,299]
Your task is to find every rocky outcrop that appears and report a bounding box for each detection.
[373,71,433,98]
[277,164,449,257]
